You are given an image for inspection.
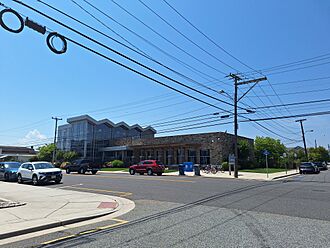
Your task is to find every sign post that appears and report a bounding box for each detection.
[263,150,270,178]
[228,154,235,176]
[283,153,287,174]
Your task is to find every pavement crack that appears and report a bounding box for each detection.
[44,202,70,218]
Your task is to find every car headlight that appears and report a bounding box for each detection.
[39,173,47,176]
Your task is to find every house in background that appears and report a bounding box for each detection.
[0,146,36,162]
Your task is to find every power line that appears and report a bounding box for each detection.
[254,98,330,110]
[14,0,243,113]
[138,0,238,72]
[162,0,258,74]
[109,0,227,76]
[81,1,228,85]
[41,0,228,95]
[241,110,330,122]
[267,61,330,76]
[248,87,330,98]
[242,52,330,75]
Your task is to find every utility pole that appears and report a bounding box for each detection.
[228,73,267,178]
[315,139,317,149]
[52,117,62,164]
[295,119,308,160]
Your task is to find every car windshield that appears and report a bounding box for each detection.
[34,163,54,170]
[4,162,21,169]
[73,159,84,164]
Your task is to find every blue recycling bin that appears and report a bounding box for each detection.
[183,162,194,172]
[178,164,185,176]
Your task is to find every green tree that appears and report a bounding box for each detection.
[254,136,286,168]
[37,144,55,161]
[238,139,253,168]
[63,151,79,162]
[308,146,330,162]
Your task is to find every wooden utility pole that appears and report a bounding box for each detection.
[229,74,267,178]
[295,119,308,160]
[52,117,62,164]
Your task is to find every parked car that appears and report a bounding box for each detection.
[299,162,320,174]
[17,162,62,185]
[313,161,328,170]
[65,159,100,174]
[0,162,21,181]
[129,160,165,176]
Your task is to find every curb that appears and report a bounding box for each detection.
[0,209,117,240]
[272,172,299,180]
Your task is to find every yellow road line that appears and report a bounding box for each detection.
[65,173,195,183]
[41,219,128,245]
[42,235,76,245]
[66,186,132,197]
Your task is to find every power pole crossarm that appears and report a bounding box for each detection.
[238,77,267,102]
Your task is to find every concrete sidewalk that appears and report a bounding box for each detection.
[163,169,298,180]
[99,169,298,180]
[0,182,134,239]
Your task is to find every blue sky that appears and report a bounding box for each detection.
[0,0,329,149]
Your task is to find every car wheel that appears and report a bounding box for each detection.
[66,168,71,174]
[129,169,135,175]
[79,168,86,174]
[4,173,9,182]
[17,174,23,184]
[32,175,39,186]
[147,168,153,176]
[157,172,162,176]
[92,170,97,175]
[55,178,61,184]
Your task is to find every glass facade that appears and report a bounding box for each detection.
[57,116,155,161]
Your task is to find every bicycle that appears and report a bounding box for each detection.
[201,164,224,174]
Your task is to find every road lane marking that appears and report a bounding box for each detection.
[41,219,128,245]
[65,186,132,197]
[55,183,83,189]
[64,174,195,183]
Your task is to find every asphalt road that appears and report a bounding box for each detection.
[4,170,330,248]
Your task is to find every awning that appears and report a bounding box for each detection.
[100,146,132,152]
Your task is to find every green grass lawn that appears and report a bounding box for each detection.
[101,168,178,173]
[240,168,288,174]
[100,168,129,172]
[164,169,178,173]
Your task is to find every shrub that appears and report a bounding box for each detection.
[221,162,229,171]
[111,160,124,168]
[60,162,70,169]
[29,156,39,162]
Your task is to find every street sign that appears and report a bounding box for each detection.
[263,150,270,156]
[229,154,235,165]
[228,154,235,176]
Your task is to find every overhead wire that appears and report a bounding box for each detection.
[109,0,228,76]
[13,0,245,113]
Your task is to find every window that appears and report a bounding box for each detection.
[200,149,210,165]
[188,149,196,164]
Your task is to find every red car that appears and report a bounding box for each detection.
[129,160,165,176]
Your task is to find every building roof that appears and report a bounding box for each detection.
[0,146,36,155]
[65,115,156,133]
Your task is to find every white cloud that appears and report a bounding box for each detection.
[18,129,48,146]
